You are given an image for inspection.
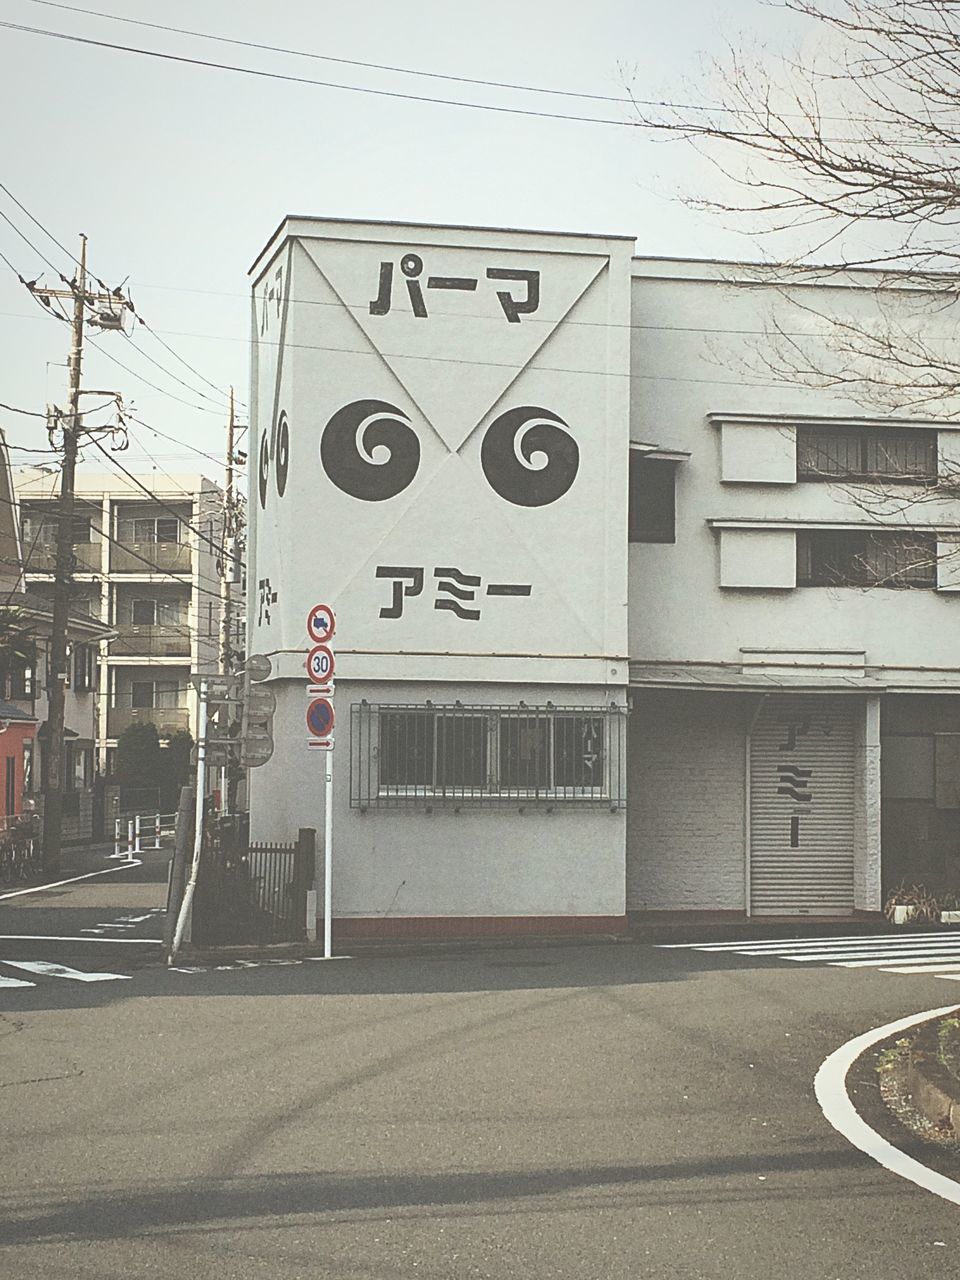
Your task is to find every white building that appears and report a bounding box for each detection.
[246,217,960,937]
[13,469,236,782]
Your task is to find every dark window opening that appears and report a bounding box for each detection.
[797,425,937,482]
[797,529,937,588]
[628,455,676,543]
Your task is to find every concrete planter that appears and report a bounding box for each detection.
[941,911,960,925]
[891,905,917,925]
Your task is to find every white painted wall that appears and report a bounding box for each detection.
[249,679,626,919]
[626,690,752,911]
[249,219,633,688]
[628,262,960,673]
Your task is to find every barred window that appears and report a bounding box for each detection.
[351,703,625,809]
[797,425,937,482]
[797,529,937,588]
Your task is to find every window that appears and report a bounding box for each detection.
[131,598,157,625]
[797,530,937,588]
[8,650,35,700]
[64,743,92,792]
[353,703,626,809]
[130,679,182,710]
[628,455,676,543]
[797,425,937,482]
[131,681,155,710]
[124,516,181,544]
[73,644,97,693]
[156,516,180,544]
[22,739,33,795]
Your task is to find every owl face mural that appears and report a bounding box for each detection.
[249,220,632,662]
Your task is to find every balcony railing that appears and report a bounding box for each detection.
[23,541,101,573]
[110,624,191,657]
[110,541,191,574]
[107,705,190,738]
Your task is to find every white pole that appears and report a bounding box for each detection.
[114,816,120,860]
[134,813,141,856]
[169,678,208,962]
[324,743,333,959]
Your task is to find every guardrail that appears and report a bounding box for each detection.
[112,812,177,861]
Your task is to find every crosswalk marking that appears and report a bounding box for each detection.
[660,931,960,983]
[666,931,954,951]
[3,961,130,983]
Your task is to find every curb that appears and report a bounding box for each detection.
[905,1020,960,1138]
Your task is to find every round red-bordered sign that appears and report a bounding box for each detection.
[306,697,335,739]
[306,603,335,643]
[306,644,335,684]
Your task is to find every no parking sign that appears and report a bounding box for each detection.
[306,605,336,749]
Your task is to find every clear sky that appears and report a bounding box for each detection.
[0,0,806,483]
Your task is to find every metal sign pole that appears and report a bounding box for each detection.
[324,744,333,959]
[169,678,208,963]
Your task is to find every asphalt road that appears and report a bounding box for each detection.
[1,857,959,1279]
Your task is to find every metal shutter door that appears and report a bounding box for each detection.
[750,695,856,915]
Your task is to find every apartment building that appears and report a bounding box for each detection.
[13,468,237,777]
[244,215,960,935]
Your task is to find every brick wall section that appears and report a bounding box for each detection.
[627,690,751,910]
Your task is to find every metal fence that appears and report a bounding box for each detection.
[0,813,42,886]
[350,701,628,811]
[192,824,315,947]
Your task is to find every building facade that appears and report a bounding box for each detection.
[0,436,111,839]
[246,217,960,933]
[13,469,236,786]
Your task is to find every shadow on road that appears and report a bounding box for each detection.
[0,1144,899,1248]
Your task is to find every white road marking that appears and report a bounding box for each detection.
[815,1004,960,1204]
[0,860,143,901]
[0,974,34,988]
[681,932,955,952]
[0,935,162,944]
[662,934,960,983]
[835,952,960,968]
[881,962,960,975]
[3,960,131,983]
[781,948,960,965]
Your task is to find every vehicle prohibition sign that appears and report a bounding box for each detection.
[306,697,335,739]
[306,603,336,644]
[307,644,335,684]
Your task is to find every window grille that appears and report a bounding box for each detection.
[350,702,627,811]
[797,529,937,588]
[796,425,937,482]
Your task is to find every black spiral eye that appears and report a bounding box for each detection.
[258,430,269,508]
[320,399,420,501]
[480,406,579,507]
[275,410,290,497]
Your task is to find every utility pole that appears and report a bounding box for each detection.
[32,237,126,871]
[42,235,86,872]
[219,386,236,676]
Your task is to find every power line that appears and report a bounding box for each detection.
[126,416,227,469]
[0,206,67,279]
[0,179,238,410]
[88,435,244,568]
[118,330,230,410]
[6,483,235,607]
[23,0,638,106]
[21,0,882,125]
[87,338,222,413]
[0,399,46,418]
[0,20,644,129]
